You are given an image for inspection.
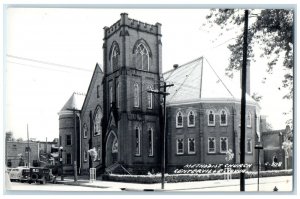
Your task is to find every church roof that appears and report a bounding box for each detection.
[59,92,86,115]
[164,56,257,106]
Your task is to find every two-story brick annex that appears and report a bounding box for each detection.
[58,13,276,176]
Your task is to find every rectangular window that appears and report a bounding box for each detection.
[247,138,252,153]
[66,153,72,165]
[147,87,153,109]
[59,136,62,146]
[177,139,184,154]
[188,138,196,154]
[83,125,88,139]
[7,159,12,167]
[220,137,228,153]
[135,128,141,156]
[208,137,216,153]
[84,151,88,162]
[148,129,153,156]
[66,135,71,146]
[208,111,215,126]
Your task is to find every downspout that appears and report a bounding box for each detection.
[76,112,82,175]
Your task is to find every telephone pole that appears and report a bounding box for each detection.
[240,9,249,192]
[148,82,173,189]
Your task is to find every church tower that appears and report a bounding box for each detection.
[102,13,162,174]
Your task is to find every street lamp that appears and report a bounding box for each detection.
[59,146,64,181]
[255,144,263,191]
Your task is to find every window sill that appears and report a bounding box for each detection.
[187,125,195,128]
[220,124,228,127]
[208,124,215,127]
[176,126,183,129]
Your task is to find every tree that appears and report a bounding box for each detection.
[6,131,14,141]
[205,9,294,99]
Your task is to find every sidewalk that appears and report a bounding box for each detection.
[56,175,292,192]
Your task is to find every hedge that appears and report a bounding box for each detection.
[102,169,292,184]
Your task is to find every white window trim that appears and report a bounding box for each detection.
[187,111,195,127]
[135,127,141,156]
[247,138,252,153]
[147,86,153,109]
[247,112,252,128]
[83,124,88,139]
[208,110,215,126]
[208,137,216,153]
[220,109,228,126]
[188,138,196,154]
[220,137,228,153]
[176,111,184,128]
[148,128,154,156]
[176,139,184,155]
[133,83,140,108]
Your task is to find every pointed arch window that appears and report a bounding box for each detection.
[177,139,184,154]
[188,111,195,127]
[188,138,196,154]
[208,110,215,126]
[220,137,228,153]
[147,85,153,109]
[176,111,183,128]
[109,86,113,106]
[135,127,141,156]
[83,123,88,139]
[112,137,118,153]
[94,108,102,136]
[220,109,227,126]
[110,44,119,72]
[247,111,252,127]
[135,43,150,71]
[247,138,252,153]
[208,137,216,153]
[134,83,139,107]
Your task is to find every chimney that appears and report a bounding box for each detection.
[173,64,179,69]
[240,59,250,95]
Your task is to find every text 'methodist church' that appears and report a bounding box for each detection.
[58,13,280,175]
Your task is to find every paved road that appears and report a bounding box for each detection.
[6,182,121,192]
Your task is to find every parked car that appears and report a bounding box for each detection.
[9,167,29,182]
[28,167,56,184]
[20,168,30,183]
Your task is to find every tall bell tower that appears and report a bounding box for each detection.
[102,13,163,174]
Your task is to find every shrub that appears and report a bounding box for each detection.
[103,169,292,184]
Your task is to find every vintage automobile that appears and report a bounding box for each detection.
[20,168,30,183]
[9,167,29,182]
[28,167,56,184]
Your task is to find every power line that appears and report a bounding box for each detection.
[7,54,93,72]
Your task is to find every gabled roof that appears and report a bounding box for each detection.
[59,92,86,115]
[164,56,257,106]
[81,63,104,114]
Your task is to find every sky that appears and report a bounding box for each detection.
[4,7,293,141]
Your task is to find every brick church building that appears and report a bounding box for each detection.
[58,13,289,176]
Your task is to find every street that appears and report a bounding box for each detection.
[5,176,293,193]
[6,182,121,192]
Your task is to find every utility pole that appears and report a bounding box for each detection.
[240,9,249,192]
[27,124,31,168]
[148,82,173,189]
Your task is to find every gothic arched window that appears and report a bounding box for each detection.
[94,107,102,136]
[135,43,150,71]
[208,110,215,126]
[176,111,183,128]
[220,109,227,126]
[134,83,139,107]
[247,111,252,127]
[147,85,153,109]
[110,43,120,72]
[188,111,195,127]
